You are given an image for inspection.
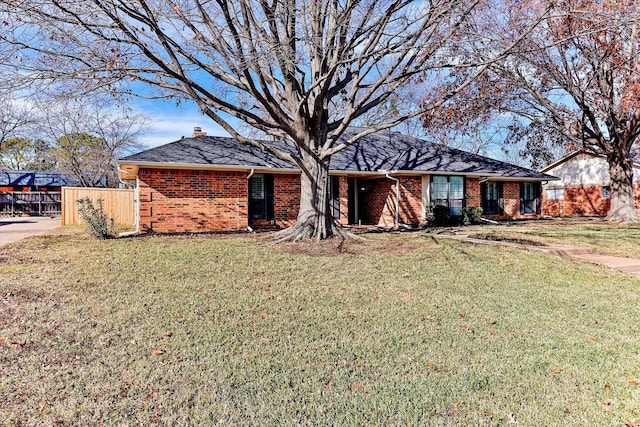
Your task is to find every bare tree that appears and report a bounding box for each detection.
[427,0,640,222]
[40,99,148,187]
[0,0,536,240]
[0,98,36,154]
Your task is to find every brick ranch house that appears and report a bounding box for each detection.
[118,128,558,233]
[541,150,640,217]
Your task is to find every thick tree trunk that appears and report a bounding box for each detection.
[273,151,359,242]
[606,145,640,223]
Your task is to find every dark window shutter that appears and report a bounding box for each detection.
[519,182,525,215]
[265,174,275,220]
[480,182,486,212]
[535,182,541,215]
[498,182,504,215]
[331,176,340,219]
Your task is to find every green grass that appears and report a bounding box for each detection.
[467,219,640,259]
[2,230,640,425]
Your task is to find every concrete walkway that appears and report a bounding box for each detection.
[440,233,640,276]
[0,217,62,247]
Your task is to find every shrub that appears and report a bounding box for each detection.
[462,206,483,225]
[432,205,450,227]
[76,196,116,239]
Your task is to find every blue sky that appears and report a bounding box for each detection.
[133,98,230,150]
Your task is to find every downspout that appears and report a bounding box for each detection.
[117,168,140,234]
[246,169,255,232]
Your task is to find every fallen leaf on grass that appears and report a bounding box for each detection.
[0,337,7,345]
[350,384,363,391]
[151,348,165,357]
[563,407,570,414]
[164,331,173,337]
[625,421,640,427]
[604,383,611,390]
[548,366,562,377]
[588,337,598,343]
[448,403,458,417]
[458,313,466,319]
[506,413,517,423]
[602,400,612,412]
[630,380,638,386]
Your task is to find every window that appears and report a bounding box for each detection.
[431,175,465,216]
[482,181,503,215]
[249,174,274,220]
[602,186,611,199]
[520,182,541,215]
[546,188,564,200]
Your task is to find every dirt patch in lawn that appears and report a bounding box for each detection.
[277,234,423,257]
[469,232,548,247]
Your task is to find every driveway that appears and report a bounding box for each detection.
[0,217,62,247]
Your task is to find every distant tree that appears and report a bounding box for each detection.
[41,100,147,187]
[0,0,540,241]
[0,98,36,156]
[424,0,640,222]
[0,137,34,169]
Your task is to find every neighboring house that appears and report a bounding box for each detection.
[0,170,83,216]
[118,128,557,233]
[0,170,82,192]
[541,150,640,217]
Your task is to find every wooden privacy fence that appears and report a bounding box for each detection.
[62,187,135,226]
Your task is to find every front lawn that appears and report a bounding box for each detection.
[466,218,640,259]
[1,231,639,425]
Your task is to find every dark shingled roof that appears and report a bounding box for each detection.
[0,170,82,187]
[121,128,556,180]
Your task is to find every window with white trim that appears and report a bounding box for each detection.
[546,188,564,200]
[431,175,465,216]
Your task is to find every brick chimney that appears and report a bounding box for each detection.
[192,126,207,137]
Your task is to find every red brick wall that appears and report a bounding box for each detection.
[360,176,422,226]
[502,181,521,218]
[249,174,301,229]
[138,168,248,233]
[465,178,481,207]
[540,184,640,217]
[139,169,552,232]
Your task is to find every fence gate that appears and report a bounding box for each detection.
[62,187,135,226]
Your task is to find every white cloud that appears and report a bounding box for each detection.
[134,102,230,149]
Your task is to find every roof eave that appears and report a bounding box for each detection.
[117,160,300,174]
